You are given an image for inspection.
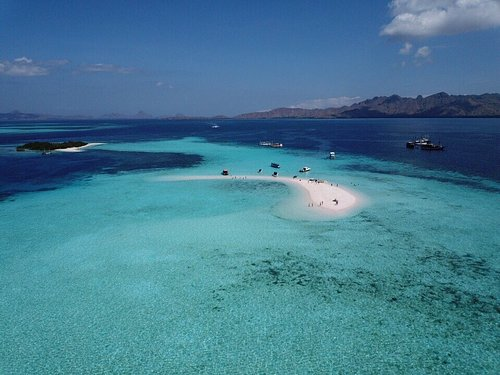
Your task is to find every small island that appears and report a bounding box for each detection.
[16,141,88,152]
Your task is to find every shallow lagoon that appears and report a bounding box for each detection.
[1,121,499,373]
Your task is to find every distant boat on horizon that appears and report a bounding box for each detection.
[406,136,444,151]
[420,143,444,151]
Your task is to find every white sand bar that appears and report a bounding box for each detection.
[56,142,104,153]
[158,174,363,220]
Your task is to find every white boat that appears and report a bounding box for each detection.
[299,166,311,172]
[329,151,336,159]
[414,137,430,146]
[260,141,283,148]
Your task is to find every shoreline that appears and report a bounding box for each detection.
[158,174,364,219]
[55,142,104,152]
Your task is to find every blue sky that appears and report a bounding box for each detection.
[1,0,499,116]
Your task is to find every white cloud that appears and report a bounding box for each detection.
[155,81,175,90]
[0,59,133,77]
[413,46,433,65]
[156,81,174,88]
[0,57,48,76]
[291,96,362,109]
[415,46,431,58]
[381,0,500,38]
[0,57,69,77]
[14,57,33,64]
[399,42,413,55]
[80,63,134,74]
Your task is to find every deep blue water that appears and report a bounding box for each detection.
[1,118,499,200]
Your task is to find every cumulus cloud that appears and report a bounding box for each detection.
[80,63,134,74]
[0,57,48,76]
[381,0,500,38]
[291,96,362,109]
[399,42,413,55]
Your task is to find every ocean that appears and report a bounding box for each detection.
[1,118,499,373]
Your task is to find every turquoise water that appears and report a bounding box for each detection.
[1,136,499,373]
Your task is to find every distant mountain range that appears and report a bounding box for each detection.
[236,92,500,119]
[1,92,499,121]
[0,110,153,122]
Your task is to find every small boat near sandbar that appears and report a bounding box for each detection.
[299,166,311,173]
[329,151,336,159]
[271,162,280,168]
[260,141,283,148]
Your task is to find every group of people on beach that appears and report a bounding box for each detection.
[308,199,339,208]
[221,168,345,210]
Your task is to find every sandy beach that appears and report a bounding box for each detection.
[158,174,362,219]
[55,142,104,152]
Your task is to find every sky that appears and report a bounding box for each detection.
[1,0,499,116]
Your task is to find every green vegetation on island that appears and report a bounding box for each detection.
[16,141,88,152]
